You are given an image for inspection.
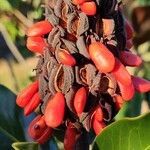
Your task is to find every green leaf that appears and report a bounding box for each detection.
[12,142,39,150]
[0,85,25,149]
[93,113,150,150]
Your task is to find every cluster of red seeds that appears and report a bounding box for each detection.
[16,0,150,149]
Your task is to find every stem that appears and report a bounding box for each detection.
[0,127,19,142]
[0,23,25,63]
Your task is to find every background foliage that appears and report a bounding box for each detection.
[0,0,150,149]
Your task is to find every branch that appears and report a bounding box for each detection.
[0,23,25,63]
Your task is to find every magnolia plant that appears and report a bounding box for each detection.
[16,0,150,149]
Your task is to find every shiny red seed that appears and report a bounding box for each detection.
[132,76,150,93]
[16,80,38,108]
[58,51,76,66]
[80,2,97,16]
[120,51,142,67]
[26,36,47,54]
[74,87,87,115]
[24,92,41,116]
[26,20,53,37]
[125,19,134,40]
[118,81,135,101]
[44,92,65,128]
[111,58,132,86]
[72,0,86,5]
[126,39,133,49]
[89,42,115,73]
[92,119,105,135]
[113,95,124,110]
[93,106,103,122]
[28,115,53,144]
[64,122,78,150]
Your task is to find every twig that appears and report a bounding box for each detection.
[0,23,25,63]
[13,9,33,28]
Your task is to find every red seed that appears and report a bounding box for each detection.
[44,92,65,128]
[126,39,133,49]
[111,58,132,86]
[16,80,38,108]
[72,0,86,5]
[28,115,53,144]
[64,122,78,150]
[93,106,103,122]
[24,92,41,116]
[26,36,47,54]
[89,42,115,73]
[120,51,142,67]
[113,95,124,110]
[92,119,105,135]
[80,2,97,16]
[74,87,87,115]
[58,51,76,66]
[132,76,150,93]
[125,19,134,40]
[118,81,135,101]
[26,20,53,37]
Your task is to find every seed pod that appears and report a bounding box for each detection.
[80,2,97,16]
[113,95,124,110]
[44,92,65,128]
[26,37,47,54]
[89,42,115,73]
[74,87,87,115]
[24,92,41,116]
[64,122,78,150]
[92,119,105,135]
[28,115,53,144]
[58,51,76,66]
[93,106,103,122]
[111,58,132,86]
[118,81,135,101]
[120,51,142,67]
[16,81,38,108]
[132,76,150,93]
[26,20,53,37]
[125,19,134,40]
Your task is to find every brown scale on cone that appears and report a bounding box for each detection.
[16,0,150,149]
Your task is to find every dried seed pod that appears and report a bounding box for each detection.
[28,115,53,144]
[44,92,65,128]
[132,76,150,93]
[120,51,142,67]
[89,42,115,73]
[26,37,47,53]
[24,92,41,116]
[74,87,87,115]
[111,58,132,86]
[26,20,53,37]
[80,2,97,16]
[16,81,38,108]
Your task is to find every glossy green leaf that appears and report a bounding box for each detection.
[12,142,39,150]
[93,113,150,150]
[0,85,25,149]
